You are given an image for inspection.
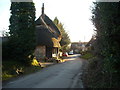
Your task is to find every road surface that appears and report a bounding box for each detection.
[3,54,86,88]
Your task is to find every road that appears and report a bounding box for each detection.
[3,54,86,88]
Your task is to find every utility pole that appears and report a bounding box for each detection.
[84,36,85,43]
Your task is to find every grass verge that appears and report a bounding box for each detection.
[81,52,94,60]
[2,60,42,81]
[2,57,64,81]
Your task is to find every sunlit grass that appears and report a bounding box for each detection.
[2,72,17,81]
[2,57,61,81]
[2,59,42,81]
[81,52,94,60]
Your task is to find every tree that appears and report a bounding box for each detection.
[7,2,36,65]
[91,2,120,87]
[53,17,71,51]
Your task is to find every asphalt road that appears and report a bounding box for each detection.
[3,54,85,88]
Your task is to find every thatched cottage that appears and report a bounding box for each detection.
[34,4,61,60]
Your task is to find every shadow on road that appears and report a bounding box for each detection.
[64,54,80,61]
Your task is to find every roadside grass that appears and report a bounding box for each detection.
[2,60,41,81]
[81,52,94,60]
[2,57,62,81]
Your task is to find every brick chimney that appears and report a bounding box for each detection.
[42,3,44,15]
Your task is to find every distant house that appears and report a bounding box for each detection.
[71,42,87,53]
[34,4,61,60]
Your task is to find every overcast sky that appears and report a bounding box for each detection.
[0,0,95,42]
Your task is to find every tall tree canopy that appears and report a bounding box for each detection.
[53,17,71,51]
[6,2,36,65]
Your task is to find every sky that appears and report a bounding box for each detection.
[0,0,95,42]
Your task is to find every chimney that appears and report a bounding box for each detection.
[42,3,44,15]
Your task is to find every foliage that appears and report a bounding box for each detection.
[1,30,9,37]
[2,60,41,81]
[81,52,94,60]
[84,2,120,88]
[31,58,39,66]
[3,2,36,65]
[2,60,24,81]
[53,17,71,51]
[2,73,16,81]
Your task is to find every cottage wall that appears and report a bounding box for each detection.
[34,46,46,60]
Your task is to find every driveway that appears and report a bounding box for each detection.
[3,54,86,88]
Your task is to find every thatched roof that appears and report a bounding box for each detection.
[36,14,61,37]
[35,4,61,48]
[36,22,61,47]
